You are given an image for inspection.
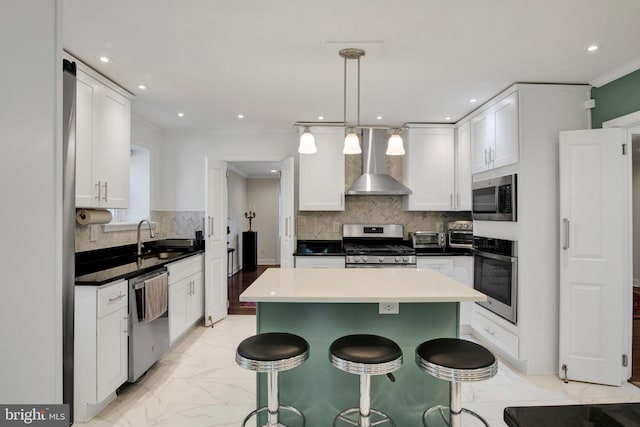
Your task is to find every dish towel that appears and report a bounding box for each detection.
[143,273,168,322]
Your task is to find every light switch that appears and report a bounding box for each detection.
[89,224,98,242]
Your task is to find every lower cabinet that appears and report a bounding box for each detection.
[294,256,345,268]
[168,254,204,344]
[471,307,519,360]
[75,279,128,422]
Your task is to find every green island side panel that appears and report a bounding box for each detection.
[254,302,459,427]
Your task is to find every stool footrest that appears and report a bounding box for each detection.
[422,405,490,427]
[241,405,306,427]
[334,407,396,426]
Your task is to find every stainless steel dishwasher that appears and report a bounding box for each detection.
[128,267,170,382]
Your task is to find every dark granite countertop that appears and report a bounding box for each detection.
[504,403,640,427]
[75,240,204,285]
[416,248,472,256]
[294,240,345,256]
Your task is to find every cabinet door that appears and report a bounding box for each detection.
[493,92,519,169]
[75,71,96,207]
[96,306,128,402]
[470,112,493,174]
[417,257,454,274]
[295,256,345,268]
[298,129,345,211]
[93,85,130,208]
[169,279,190,344]
[403,128,454,211]
[455,122,472,210]
[188,271,204,323]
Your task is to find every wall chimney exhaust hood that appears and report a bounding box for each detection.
[346,129,412,196]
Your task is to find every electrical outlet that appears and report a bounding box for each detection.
[90,224,98,242]
[332,222,340,233]
[379,302,399,314]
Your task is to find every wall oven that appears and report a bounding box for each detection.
[473,236,518,324]
[472,174,517,221]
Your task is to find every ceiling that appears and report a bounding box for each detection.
[63,0,640,173]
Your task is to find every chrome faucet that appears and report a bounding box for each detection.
[137,219,156,255]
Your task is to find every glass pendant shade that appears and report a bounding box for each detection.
[386,132,405,155]
[343,129,361,154]
[298,127,317,154]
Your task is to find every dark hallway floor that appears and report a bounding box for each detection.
[227,265,274,315]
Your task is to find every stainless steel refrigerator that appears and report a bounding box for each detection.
[62,58,76,425]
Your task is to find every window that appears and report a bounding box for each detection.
[105,145,151,230]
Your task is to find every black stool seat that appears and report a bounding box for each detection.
[236,332,309,373]
[330,334,402,376]
[417,338,495,370]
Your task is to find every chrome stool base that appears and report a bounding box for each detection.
[241,404,306,427]
[422,405,490,427]
[334,407,396,426]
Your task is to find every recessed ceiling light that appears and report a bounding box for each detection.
[99,56,110,63]
[587,45,599,52]
[445,116,452,121]
[270,169,279,173]
[237,114,244,119]
[470,98,477,103]
[376,116,383,120]
[137,84,146,90]
[318,116,324,120]
[177,112,184,117]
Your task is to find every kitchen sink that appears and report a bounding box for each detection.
[156,239,197,248]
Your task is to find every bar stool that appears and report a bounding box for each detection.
[236,332,309,427]
[416,338,498,427]
[329,334,403,427]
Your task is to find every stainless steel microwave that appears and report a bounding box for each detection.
[472,174,517,221]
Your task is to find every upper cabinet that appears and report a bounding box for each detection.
[470,91,519,174]
[74,60,132,208]
[402,126,456,211]
[298,128,345,211]
[454,122,472,210]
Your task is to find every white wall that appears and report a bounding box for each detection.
[227,170,247,273]
[247,179,280,264]
[0,0,62,403]
[160,128,296,211]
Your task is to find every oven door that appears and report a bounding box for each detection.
[448,231,473,249]
[473,249,517,323]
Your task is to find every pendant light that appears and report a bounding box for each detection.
[295,48,406,156]
[298,127,317,154]
[386,130,405,155]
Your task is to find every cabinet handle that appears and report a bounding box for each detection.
[95,181,102,201]
[563,218,570,250]
[489,147,495,164]
[109,293,125,303]
[123,315,129,334]
[484,327,495,336]
[457,193,461,207]
[102,182,108,202]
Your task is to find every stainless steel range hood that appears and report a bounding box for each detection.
[345,128,412,196]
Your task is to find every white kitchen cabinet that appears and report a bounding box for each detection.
[295,256,345,268]
[298,128,345,211]
[454,122,472,210]
[168,254,204,344]
[74,59,132,208]
[470,91,519,174]
[472,308,519,359]
[402,126,455,211]
[417,256,454,272]
[75,279,128,422]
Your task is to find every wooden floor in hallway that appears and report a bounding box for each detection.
[227,265,275,315]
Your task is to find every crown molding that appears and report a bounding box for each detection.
[590,58,640,88]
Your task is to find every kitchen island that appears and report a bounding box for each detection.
[239,268,486,426]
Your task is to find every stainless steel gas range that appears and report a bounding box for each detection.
[343,224,416,268]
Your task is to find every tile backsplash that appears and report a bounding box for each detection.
[75,210,204,252]
[296,152,471,240]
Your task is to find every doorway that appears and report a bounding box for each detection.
[630,130,640,384]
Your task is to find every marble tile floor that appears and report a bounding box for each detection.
[79,315,640,426]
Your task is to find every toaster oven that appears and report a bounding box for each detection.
[412,231,446,250]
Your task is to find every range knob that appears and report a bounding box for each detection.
[403,256,410,263]
[395,256,401,263]
[378,256,385,263]
[362,256,368,263]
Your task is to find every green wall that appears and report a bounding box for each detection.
[591,68,640,128]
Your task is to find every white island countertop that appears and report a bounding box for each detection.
[239,268,486,303]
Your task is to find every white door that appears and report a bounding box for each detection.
[559,128,629,386]
[204,158,228,325]
[280,157,295,268]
